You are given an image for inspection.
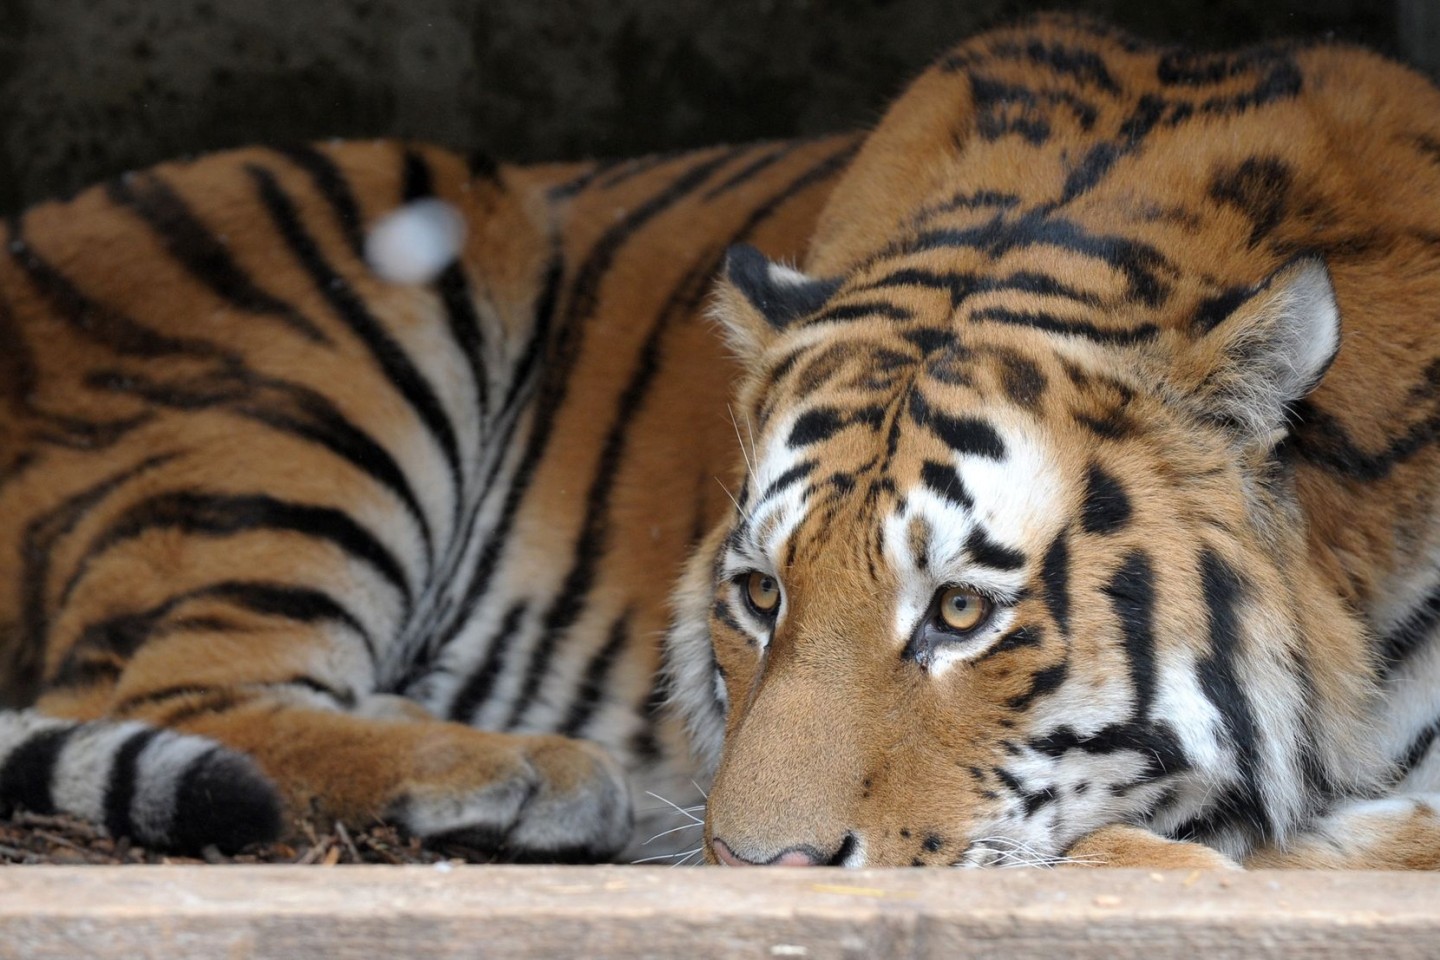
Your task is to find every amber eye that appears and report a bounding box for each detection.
[743,571,781,617]
[936,587,992,633]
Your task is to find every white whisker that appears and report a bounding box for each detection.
[642,820,707,845]
[644,790,705,824]
[728,404,755,483]
[631,848,698,865]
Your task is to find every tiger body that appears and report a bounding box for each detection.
[9,14,1440,873]
[667,16,1440,868]
[0,134,854,858]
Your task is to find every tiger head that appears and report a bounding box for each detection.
[665,20,1388,868]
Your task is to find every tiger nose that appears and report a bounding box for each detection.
[711,837,841,866]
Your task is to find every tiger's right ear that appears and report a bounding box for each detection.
[711,244,840,363]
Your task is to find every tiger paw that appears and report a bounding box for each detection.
[169,705,635,863]
[1062,824,1242,870]
[386,731,633,862]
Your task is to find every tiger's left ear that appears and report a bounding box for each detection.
[1184,256,1340,447]
[710,244,840,363]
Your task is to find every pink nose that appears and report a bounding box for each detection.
[712,838,821,866]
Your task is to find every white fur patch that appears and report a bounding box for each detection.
[365,199,467,285]
[50,721,150,823]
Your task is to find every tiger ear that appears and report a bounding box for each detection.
[1184,256,1340,447]
[711,244,840,363]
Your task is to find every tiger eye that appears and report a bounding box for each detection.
[745,571,780,615]
[937,587,990,632]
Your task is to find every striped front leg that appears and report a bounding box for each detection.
[25,612,631,858]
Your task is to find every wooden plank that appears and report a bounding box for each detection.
[1,866,1437,959]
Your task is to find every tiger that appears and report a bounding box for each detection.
[0,132,857,860]
[664,14,1440,869]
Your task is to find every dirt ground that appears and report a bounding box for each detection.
[0,810,501,866]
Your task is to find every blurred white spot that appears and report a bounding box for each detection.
[365,198,466,285]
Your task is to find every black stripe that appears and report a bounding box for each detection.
[112,685,244,721]
[7,215,232,360]
[992,38,1121,94]
[760,459,817,502]
[591,151,691,191]
[0,725,75,815]
[918,189,1021,219]
[975,271,1104,306]
[970,306,1158,345]
[901,327,954,355]
[1196,549,1270,837]
[1080,463,1133,534]
[909,390,1006,459]
[965,526,1025,571]
[447,601,527,723]
[711,597,746,636]
[283,673,357,708]
[1041,531,1071,638]
[860,268,973,308]
[103,728,162,840]
[401,149,491,421]
[1157,46,1292,86]
[247,163,465,501]
[559,612,631,736]
[545,160,629,202]
[88,369,436,565]
[1006,660,1068,710]
[997,351,1047,408]
[17,455,179,702]
[105,172,329,343]
[55,582,356,689]
[701,141,801,202]
[1105,551,1158,718]
[1058,142,1122,205]
[272,144,366,258]
[919,460,973,509]
[1190,284,1256,335]
[812,301,913,324]
[977,624,1043,661]
[1030,722,1188,769]
[0,287,149,458]
[64,491,411,610]
[788,407,846,447]
[1288,387,1440,484]
[1398,718,1440,777]
[1378,583,1440,673]
[910,213,1172,307]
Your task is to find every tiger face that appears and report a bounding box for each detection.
[669,247,1369,866]
[662,13,1435,863]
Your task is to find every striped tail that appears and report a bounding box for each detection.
[0,711,282,854]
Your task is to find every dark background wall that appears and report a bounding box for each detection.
[0,0,1432,215]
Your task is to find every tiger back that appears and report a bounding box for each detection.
[0,134,856,858]
[668,15,1440,869]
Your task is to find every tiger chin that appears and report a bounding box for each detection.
[665,15,1440,870]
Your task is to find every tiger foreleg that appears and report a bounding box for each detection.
[1243,795,1440,870]
[39,621,632,859]
[1060,824,1242,870]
